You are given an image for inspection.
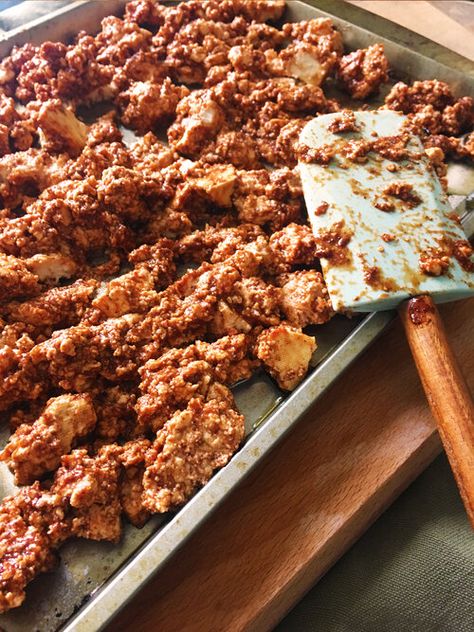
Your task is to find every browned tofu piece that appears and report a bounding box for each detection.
[142,394,244,513]
[255,323,316,390]
[37,100,88,156]
[0,253,40,302]
[52,446,122,542]
[194,164,236,207]
[0,394,97,484]
[278,270,333,327]
[25,253,78,283]
[267,42,326,86]
[91,268,157,318]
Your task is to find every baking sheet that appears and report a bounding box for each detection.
[0,2,472,631]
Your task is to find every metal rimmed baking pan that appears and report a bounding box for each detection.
[0,2,472,631]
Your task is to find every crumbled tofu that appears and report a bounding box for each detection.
[278,270,333,327]
[37,100,88,156]
[194,164,236,207]
[168,91,225,156]
[92,268,157,318]
[255,323,317,390]
[211,300,251,335]
[268,42,325,86]
[26,253,78,282]
[287,45,324,86]
[0,394,97,484]
[424,146,444,164]
[0,253,40,300]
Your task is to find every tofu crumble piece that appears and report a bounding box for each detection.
[0,0,472,613]
[0,394,97,484]
[255,323,317,390]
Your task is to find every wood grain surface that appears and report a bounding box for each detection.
[109,298,473,632]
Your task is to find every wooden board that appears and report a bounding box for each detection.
[109,298,473,632]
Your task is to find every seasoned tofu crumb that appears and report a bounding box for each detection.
[0,0,472,614]
[255,323,317,390]
[0,395,97,484]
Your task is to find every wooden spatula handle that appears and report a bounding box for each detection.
[399,295,474,528]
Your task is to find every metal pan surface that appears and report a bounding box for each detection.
[0,2,471,630]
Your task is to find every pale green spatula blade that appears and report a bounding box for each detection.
[298,110,474,312]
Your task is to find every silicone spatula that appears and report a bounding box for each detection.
[299,110,474,527]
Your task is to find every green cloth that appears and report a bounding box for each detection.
[276,455,474,632]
